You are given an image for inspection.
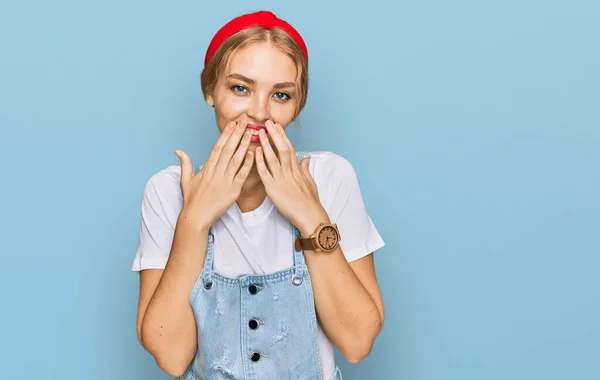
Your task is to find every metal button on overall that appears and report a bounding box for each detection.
[248,284,259,294]
[292,275,303,286]
[249,319,259,330]
[250,352,261,362]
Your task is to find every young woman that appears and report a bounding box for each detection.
[132,10,386,380]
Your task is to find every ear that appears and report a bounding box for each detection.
[206,94,214,107]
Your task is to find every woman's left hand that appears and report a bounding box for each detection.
[255,120,330,237]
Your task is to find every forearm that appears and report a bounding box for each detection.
[141,214,208,374]
[298,217,382,363]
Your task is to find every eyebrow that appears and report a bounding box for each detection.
[227,73,295,90]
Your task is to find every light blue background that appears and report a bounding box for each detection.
[1,0,598,379]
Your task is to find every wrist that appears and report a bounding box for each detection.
[177,209,211,236]
[298,211,331,238]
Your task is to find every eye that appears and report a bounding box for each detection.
[273,92,291,101]
[231,85,248,94]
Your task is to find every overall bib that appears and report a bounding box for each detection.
[180,152,343,380]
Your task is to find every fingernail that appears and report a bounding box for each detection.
[174,150,180,157]
[228,122,235,129]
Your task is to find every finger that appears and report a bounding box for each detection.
[258,127,281,176]
[300,156,311,178]
[291,154,306,183]
[254,147,274,184]
[226,130,252,178]
[197,164,206,178]
[276,122,298,171]
[234,150,254,186]
[300,156,317,189]
[265,120,291,171]
[204,121,237,171]
[216,120,248,172]
[175,150,194,196]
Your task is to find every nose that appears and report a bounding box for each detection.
[246,92,270,123]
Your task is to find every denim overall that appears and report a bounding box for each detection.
[179,152,343,380]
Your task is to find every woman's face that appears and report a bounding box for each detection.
[206,42,299,152]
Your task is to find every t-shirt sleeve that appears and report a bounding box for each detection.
[131,166,183,272]
[316,153,385,263]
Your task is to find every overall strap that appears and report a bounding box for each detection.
[291,225,305,285]
[201,228,215,287]
[291,151,310,286]
[192,164,215,287]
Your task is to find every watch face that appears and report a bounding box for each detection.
[318,226,338,250]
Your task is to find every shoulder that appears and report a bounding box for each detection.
[300,151,363,211]
[302,150,354,172]
[144,164,181,191]
[141,165,183,207]
[302,151,358,183]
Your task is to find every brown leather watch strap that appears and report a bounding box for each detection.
[295,237,319,251]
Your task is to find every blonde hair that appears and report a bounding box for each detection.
[200,26,309,119]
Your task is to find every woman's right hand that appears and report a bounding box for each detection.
[175,120,254,232]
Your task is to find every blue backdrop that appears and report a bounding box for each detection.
[1,0,598,379]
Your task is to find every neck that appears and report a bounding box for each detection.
[236,165,266,212]
[241,164,263,193]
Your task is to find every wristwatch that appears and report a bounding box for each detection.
[295,222,341,252]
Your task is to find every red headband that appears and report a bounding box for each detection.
[204,10,308,67]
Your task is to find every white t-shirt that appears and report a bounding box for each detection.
[131,151,385,378]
